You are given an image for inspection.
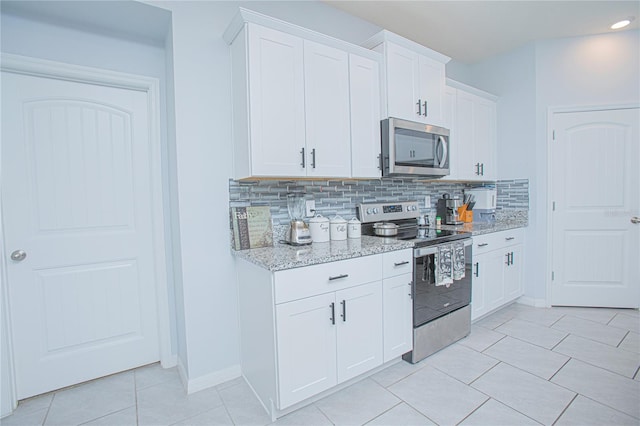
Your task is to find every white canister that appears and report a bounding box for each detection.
[308,214,330,243]
[347,217,361,239]
[329,215,347,241]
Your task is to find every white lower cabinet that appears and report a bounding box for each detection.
[277,281,383,409]
[382,273,413,362]
[471,229,525,321]
[236,251,411,419]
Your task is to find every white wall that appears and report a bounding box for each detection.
[146,0,381,388]
[465,29,639,304]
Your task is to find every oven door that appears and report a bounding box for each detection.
[412,239,472,327]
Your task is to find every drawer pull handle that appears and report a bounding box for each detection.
[341,300,346,322]
[478,243,489,247]
[329,274,349,281]
[505,237,515,241]
[394,261,410,267]
[330,302,335,325]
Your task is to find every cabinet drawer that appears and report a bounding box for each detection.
[499,228,524,247]
[274,254,382,304]
[382,249,413,279]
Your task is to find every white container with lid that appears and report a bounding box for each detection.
[347,217,361,239]
[308,214,330,243]
[329,215,347,241]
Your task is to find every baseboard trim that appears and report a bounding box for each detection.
[517,297,548,308]
[176,361,241,394]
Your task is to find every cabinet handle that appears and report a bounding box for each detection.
[330,302,335,325]
[300,147,306,168]
[474,262,479,277]
[377,153,383,171]
[505,237,515,241]
[311,148,316,169]
[505,253,510,266]
[423,100,428,117]
[416,99,422,116]
[475,163,480,175]
[329,274,349,281]
[408,281,413,299]
[394,261,410,267]
[510,252,514,265]
[480,163,485,176]
[478,243,489,247]
[341,300,346,322]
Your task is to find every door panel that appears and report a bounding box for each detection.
[552,108,639,307]
[336,282,383,383]
[382,274,413,362]
[2,71,160,398]
[276,293,337,409]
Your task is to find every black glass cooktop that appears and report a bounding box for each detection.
[397,226,471,247]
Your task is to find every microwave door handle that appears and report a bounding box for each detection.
[437,136,448,168]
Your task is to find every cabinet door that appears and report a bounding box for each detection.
[504,245,523,302]
[247,25,306,177]
[484,249,507,312]
[454,90,477,180]
[382,273,413,362]
[474,97,497,180]
[471,253,487,320]
[350,54,381,178]
[336,282,383,383]
[276,293,337,409]
[385,42,421,122]
[304,40,351,177]
[417,55,445,126]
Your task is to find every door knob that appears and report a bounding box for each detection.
[632,217,640,224]
[10,250,27,262]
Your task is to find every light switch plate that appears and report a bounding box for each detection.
[305,200,316,217]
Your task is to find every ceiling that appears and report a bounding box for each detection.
[323,1,640,64]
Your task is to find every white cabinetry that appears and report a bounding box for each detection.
[381,249,413,362]
[235,249,410,419]
[225,10,382,179]
[364,30,450,127]
[446,80,498,181]
[471,229,525,320]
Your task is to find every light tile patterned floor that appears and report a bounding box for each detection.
[2,304,639,426]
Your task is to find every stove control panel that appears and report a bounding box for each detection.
[357,201,420,223]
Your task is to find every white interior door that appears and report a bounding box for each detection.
[2,70,161,399]
[551,108,640,308]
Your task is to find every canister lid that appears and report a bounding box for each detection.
[309,214,329,223]
[330,215,347,224]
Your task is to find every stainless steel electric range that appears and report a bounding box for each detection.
[357,200,473,363]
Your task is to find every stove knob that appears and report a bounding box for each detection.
[366,208,373,215]
[411,205,417,211]
[373,208,379,214]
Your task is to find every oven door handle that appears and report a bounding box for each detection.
[414,238,472,257]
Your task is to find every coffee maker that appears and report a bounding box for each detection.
[436,193,464,225]
[285,193,312,245]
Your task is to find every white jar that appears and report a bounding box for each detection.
[329,215,347,241]
[308,214,330,243]
[347,217,361,239]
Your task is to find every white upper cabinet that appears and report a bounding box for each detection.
[364,30,450,128]
[349,54,382,178]
[446,80,498,181]
[225,9,382,179]
[303,40,351,177]
[243,25,306,177]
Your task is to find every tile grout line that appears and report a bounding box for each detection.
[550,392,578,426]
[134,370,139,426]
[360,400,403,425]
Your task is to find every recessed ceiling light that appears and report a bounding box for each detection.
[611,17,634,30]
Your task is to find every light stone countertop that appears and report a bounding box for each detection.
[232,210,528,271]
[232,235,414,272]
[438,210,528,236]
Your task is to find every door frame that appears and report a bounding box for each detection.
[0,53,174,413]
[545,103,640,307]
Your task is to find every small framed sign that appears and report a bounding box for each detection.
[230,206,273,250]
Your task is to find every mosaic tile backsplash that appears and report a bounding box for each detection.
[229,178,528,226]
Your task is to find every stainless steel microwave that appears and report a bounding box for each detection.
[381,118,450,178]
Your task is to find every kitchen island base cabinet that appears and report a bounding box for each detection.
[236,251,408,420]
[471,229,525,321]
